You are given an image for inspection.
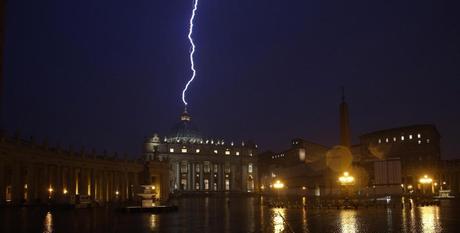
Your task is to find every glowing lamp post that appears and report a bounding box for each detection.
[272,180,284,200]
[338,172,354,197]
[48,186,54,199]
[338,172,354,185]
[418,175,433,195]
[273,180,285,190]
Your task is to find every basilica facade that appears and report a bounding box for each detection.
[143,110,259,193]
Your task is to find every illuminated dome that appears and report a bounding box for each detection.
[167,108,203,143]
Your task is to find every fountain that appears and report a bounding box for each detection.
[138,185,158,207]
[122,184,178,213]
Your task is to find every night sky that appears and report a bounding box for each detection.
[3,0,460,158]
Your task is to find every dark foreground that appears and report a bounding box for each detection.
[1,196,460,233]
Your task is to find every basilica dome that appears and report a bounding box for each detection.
[166,109,203,143]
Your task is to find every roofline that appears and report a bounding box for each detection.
[360,124,440,138]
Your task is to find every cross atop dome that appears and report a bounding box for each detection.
[181,106,191,122]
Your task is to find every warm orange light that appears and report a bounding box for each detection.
[273,180,284,189]
[338,172,354,185]
[115,191,120,195]
[419,175,433,184]
[302,186,307,190]
[48,187,54,193]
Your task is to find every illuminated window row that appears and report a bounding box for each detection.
[272,153,285,159]
[377,133,423,144]
[166,138,259,148]
[169,147,242,155]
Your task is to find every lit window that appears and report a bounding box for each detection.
[393,137,397,142]
[169,148,174,153]
[378,139,382,144]
[213,150,218,154]
[181,148,187,153]
[195,164,200,172]
[385,138,389,143]
[248,163,253,173]
[418,134,421,138]
[225,150,230,155]
[236,151,240,156]
[196,149,200,153]
[427,139,430,143]
[401,136,405,141]
[249,153,253,157]
[213,164,218,173]
[418,140,421,144]
[409,134,413,139]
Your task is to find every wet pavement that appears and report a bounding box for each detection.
[1,196,459,233]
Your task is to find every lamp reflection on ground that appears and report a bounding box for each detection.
[272,208,286,233]
[43,211,53,233]
[302,197,308,231]
[339,210,357,233]
[420,206,442,233]
[149,214,157,230]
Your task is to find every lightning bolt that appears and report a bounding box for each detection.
[182,0,199,106]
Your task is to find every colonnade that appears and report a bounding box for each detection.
[0,159,141,205]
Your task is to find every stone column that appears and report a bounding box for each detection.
[81,168,88,196]
[103,171,108,202]
[0,159,5,204]
[38,165,48,202]
[90,169,96,200]
[219,164,224,191]
[11,163,22,204]
[200,163,204,191]
[121,172,125,201]
[108,171,113,202]
[175,162,180,191]
[68,167,76,197]
[55,165,63,202]
[26,164,36,202]
[187,163,192,191]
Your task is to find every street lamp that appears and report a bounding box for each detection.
[273,180,285,189]
[48,186,54,199]
[419,175,433,184]
[338,172,354,185]
[272,180,284,202]
[338,172,354,198]
[419,175,433,195]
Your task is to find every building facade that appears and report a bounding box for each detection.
[144,110,259,193]
[359,124,441,188]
